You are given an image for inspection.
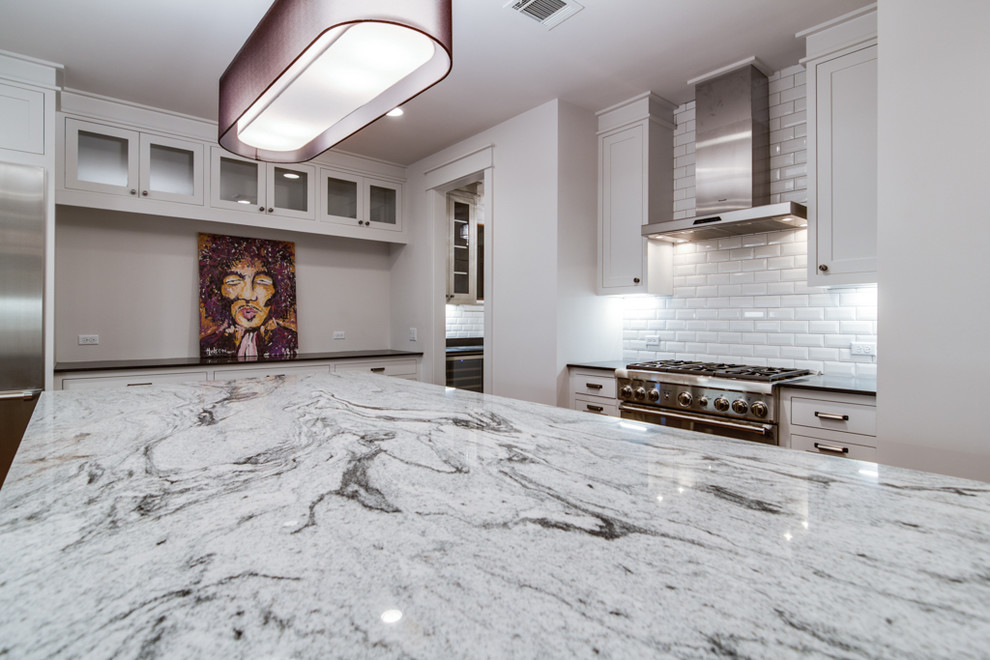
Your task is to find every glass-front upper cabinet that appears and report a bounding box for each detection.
[64,118,203,205]
[210,147,315,220]
[320,168,402,232]
[447,189,482,304]
[367,179,400,229]
[268,164,315,220]
[323,170,362,223]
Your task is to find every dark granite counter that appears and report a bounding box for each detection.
[566,359,625,371]
[54,349,424,373]
[782,374,877,396]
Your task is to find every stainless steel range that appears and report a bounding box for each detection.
[616,360,815,445]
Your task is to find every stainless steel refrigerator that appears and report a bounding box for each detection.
[0,162,45,489]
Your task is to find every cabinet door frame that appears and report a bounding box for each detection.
[599,123,647,292]
[64,118,140,196]
[364,176,403,232]
[209,146,268,215]
[319,167,365,227]
[267,162,316,221]
[446,190,478,304]
[139,132,205,206]
[0,81,46,155]
[807,43,878,286]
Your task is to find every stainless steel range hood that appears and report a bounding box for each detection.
[643,61,807,242]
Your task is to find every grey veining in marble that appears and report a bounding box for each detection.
[1,373,988,658]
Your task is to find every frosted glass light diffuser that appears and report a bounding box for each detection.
[219,0,453,163]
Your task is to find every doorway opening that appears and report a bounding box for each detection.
[444,180,485,392]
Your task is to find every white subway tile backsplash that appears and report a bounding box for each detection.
[621,75,878,377]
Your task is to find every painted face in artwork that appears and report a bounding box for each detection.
[221,259,275,330]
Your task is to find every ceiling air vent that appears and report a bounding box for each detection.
[507,0,584,30]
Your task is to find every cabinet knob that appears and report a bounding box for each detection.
[259,206,265,212]
[141,190,148,197]
[633,277,641,284]
[818,264,829,272]
[130,189,137,195]
[268,207,274,213]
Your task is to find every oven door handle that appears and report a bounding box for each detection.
[620,403,773,436]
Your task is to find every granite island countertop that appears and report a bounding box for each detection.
[1,374,988,658]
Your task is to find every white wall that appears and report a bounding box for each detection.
[555,100,623,405]
[55,206,392,362]
[877,0,990,481]
[393,99,620,405]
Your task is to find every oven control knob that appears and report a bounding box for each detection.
[751,401,768,418]
[634,387,647,401]
[620,385,634,399]
[677,391,693,407]
[713,397,730,412]
[732,399,749,414]
[648,389,661,402]
[698,396,709,408]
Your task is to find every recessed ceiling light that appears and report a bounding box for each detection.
[387,107,404,117]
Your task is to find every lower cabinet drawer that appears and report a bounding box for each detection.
[571,373,617,398]
[573,394,619,417]
[212,365,330,380]
[791,396,876,437]
[334,358,418,378]
[60,371,210,390]
[791,433,878,462]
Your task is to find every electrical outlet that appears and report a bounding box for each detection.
[645,336,660,346]
[333,331,345,340]
[78,334,99,345]
[850,342,877,356]
[408,327,418,341]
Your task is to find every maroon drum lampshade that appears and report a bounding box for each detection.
[219,0,453,163]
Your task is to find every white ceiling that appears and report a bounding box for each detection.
[0,0,872,165]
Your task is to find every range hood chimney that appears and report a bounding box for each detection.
[643,58,807,242]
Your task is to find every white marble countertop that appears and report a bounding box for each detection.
[1,373,988,658]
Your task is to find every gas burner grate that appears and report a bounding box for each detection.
[625,360,813,382]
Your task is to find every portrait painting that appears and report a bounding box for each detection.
[199,233,298,359]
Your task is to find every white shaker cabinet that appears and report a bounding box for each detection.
[0,81,46,156]
[65,118,205,206]
[596,93,675,295]
[802,6,878,286]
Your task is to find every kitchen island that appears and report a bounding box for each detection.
[1,373,987,658]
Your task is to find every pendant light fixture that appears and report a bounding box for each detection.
[219,0,453,163]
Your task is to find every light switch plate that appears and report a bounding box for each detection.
[78,334,99,345]
[333,331,345,340]
[645,336,660,346]
[408,327,417,341]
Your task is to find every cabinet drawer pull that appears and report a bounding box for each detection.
[127,382,153,387]
[815,411,849,422]
[813,442,849,455]
[370,367,386,373]
[586,405,605,413]
[585,383,603,390]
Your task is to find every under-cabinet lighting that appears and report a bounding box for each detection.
[219,0,453,163]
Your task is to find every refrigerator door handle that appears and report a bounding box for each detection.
[0,390,41,401]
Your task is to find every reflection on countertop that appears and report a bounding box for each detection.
[0,373,986,657]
